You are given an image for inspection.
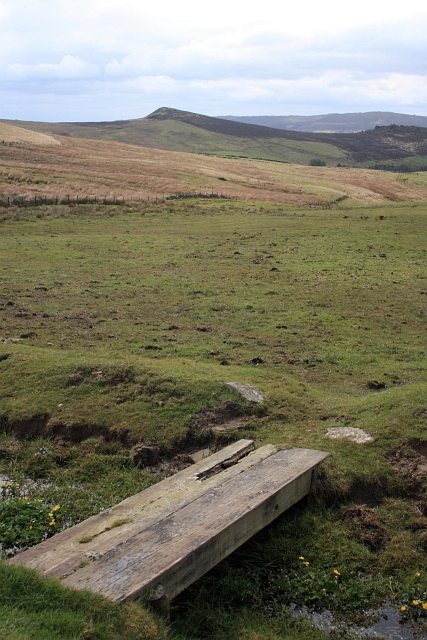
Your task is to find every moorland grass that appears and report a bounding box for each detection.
[0,561,164,640]
[1,200,427,638]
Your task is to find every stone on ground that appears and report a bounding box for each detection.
[325,427,373,444]
[226,382,264,403]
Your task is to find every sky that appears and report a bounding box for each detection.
[1,0,427,122]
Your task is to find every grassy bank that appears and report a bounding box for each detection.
[0,561,164,640]
[1,199,427,638]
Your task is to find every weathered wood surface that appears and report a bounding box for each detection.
[10,440,275,577]
[63,448,328,602]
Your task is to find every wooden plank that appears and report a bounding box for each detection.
[9,440,276,577]
[63,448,328,602]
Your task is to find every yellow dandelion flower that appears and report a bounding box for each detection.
[48,512,53,517]
[49,520,55,526]
[422,603,427,610]
[413,600,419,606]
[304,562,310,566]
[53,505,60,511]
[37,499,43,503]
[416,572,421,577]
[299,556,305,560]
[401,606,407,611]
[333,570,341,576]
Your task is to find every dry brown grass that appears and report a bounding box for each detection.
[1,134,427,205]
[0,122,60,146]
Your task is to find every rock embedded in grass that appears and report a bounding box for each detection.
[226,382,264,403]
[325,427,374,444]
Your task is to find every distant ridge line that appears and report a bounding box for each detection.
[218,111,427,134]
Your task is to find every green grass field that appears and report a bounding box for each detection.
[1,199,427,639]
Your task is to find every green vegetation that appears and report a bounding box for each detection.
[110,119,349,165]
[0,491,60,549]
[1,199,427,638]
[0,561,164,640]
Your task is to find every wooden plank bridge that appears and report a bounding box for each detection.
[10,440,328,609]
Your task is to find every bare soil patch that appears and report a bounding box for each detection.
[342,505,391,551]
[190,400,251,433]
[388,440,427,487]
[0,413,130,444]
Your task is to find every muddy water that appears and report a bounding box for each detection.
[291,604,426,639]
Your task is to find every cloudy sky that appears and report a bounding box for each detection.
[1,0,427,121]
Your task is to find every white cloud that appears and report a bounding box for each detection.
[1,0,427,119]
[5,56,100,81]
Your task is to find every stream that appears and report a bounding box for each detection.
[291,603,427,639]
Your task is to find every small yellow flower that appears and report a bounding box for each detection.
[401,606,407,611]
[49,520,55,526]
[15,484,19,487]
[29,525,33,529]
[422,603,427,610]
[48,512,53,517]
[413,600,419,606]
[23,496,28,500]
[37,499,43,503]
[333,570,341,576]
[53,505,60,511]
[416,572,421,577]
[299,556,305,560]
[304,562,310,567]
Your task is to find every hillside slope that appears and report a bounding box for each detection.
[0,122,60,146]
[3,108,427,165]
[1,134,427,206]
[146,109,427,163]
[0,114,348,166]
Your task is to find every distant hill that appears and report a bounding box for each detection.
[219,112,427,133]
[2,107,427,167]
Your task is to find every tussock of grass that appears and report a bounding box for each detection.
[0,561,164,640]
